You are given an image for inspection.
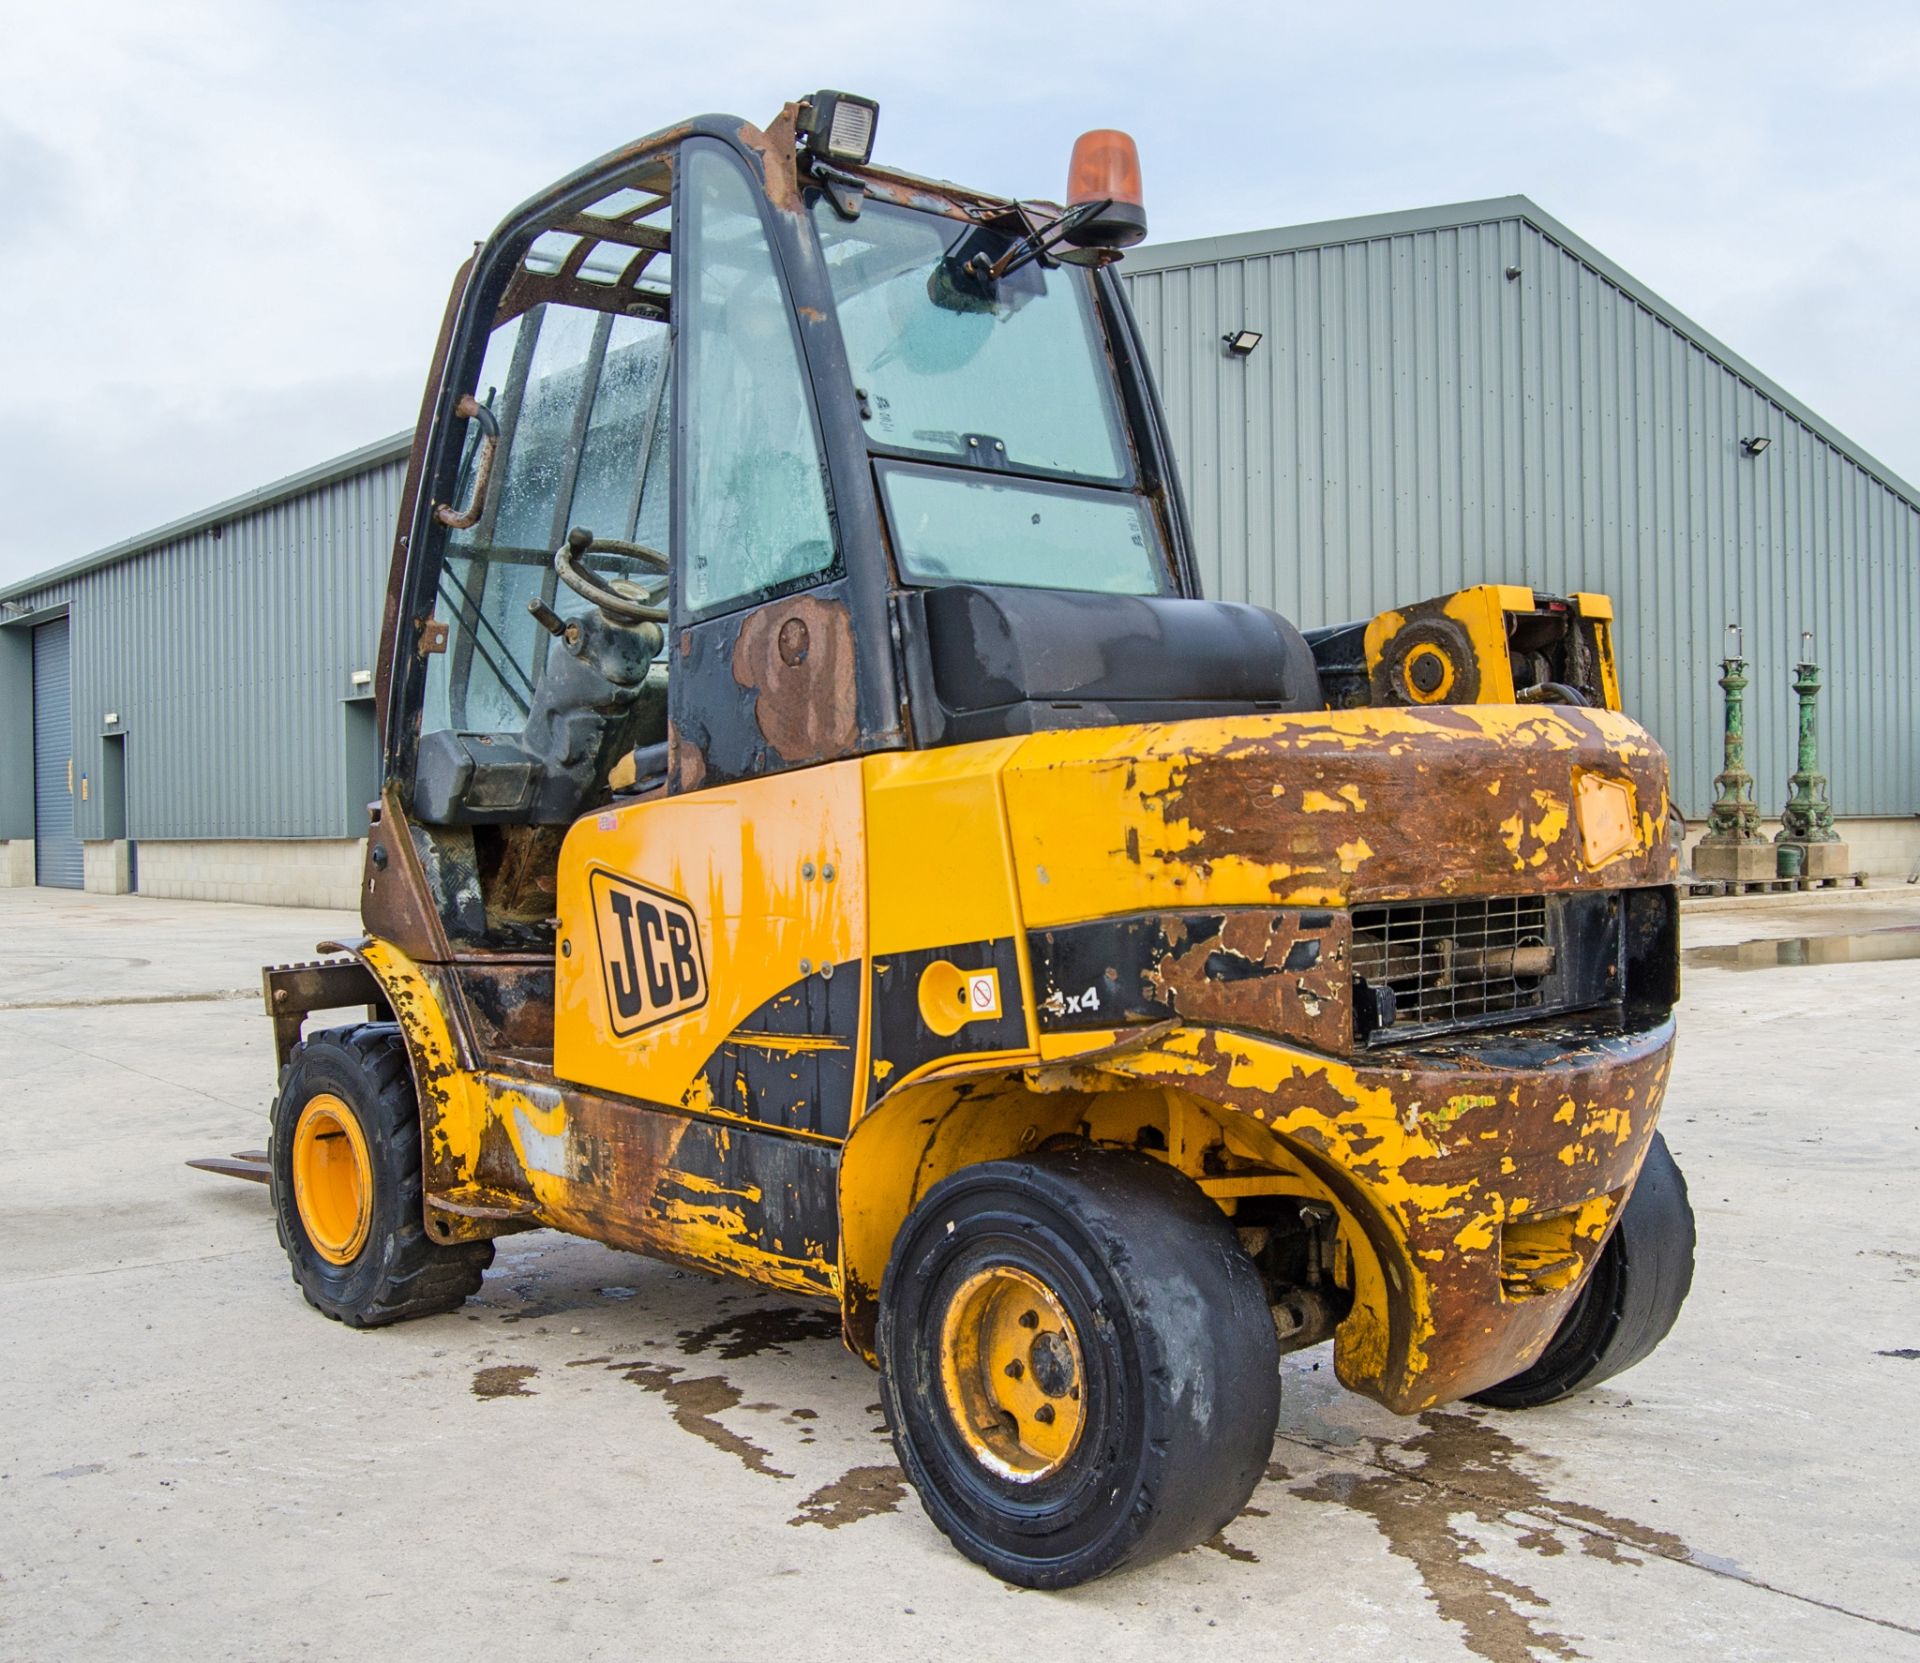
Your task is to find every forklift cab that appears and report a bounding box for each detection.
[374,103,1318,998]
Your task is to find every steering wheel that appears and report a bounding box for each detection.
[554,526,668,625]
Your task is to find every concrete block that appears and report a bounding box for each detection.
[1693,841,1775,882]
[82,840,132,896]
[1,840,34,887]
[1781,840,1852,878]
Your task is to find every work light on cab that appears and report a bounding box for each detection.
[1063,128,1147,249]
[799,90,879,164]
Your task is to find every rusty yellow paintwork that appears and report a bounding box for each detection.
[1571,591,1624,709]
[342,601,1676,1415]
[837,1012,1671,1413]
[1365,583,1624,713]
[1365,584,1534,703]
[349,936,829,1290]
[1096,1024,1670,1410]
[552,759,868,1126]
[999,703,1673,928]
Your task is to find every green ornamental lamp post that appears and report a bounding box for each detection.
[1776,630,1847,880]
[1693,624,1771,883]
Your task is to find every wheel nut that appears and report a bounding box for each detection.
[1004,1358,1024,1379]
[1034,1403,1056,1425]
[1018,1309,1039,1329]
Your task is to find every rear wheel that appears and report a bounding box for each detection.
[878,1148,1280,1588]
[1470,1131,1695,1409]
[270,1024,492,1326]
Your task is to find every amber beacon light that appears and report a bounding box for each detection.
[1064,129,1147,248]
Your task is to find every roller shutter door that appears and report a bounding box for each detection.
[32,618,83,889]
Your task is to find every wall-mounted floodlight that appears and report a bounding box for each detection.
[1223,330,1263,357]
[798,91,879,165]
[1741,436,1772,456]
[351,669,373,687]
[104,711,120,726]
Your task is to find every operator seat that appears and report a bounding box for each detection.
[902,582,1325,744]
[413,610,660,825]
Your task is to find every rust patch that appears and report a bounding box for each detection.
[777,615,810,666]
[1125,1023,1672,1410]
[731,594,859,765]
[1148,909,1350,1053]
[1140,708,1674,903]
[788,1463,908,1530]
[359,786,449,964]
[471,1364,538,1399]
[676,1304,843,1360]
[1290,1410,1695,1663]
[738,104,802,215]
[618,1361,791,1479]
[668,719,708,793]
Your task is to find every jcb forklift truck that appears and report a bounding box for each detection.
[256,95,1695,1586]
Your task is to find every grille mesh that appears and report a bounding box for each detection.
[1352,896,1550,1038]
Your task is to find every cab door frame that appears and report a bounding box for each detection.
[664,130,901,793]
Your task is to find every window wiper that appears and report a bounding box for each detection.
[961,198,1111,287]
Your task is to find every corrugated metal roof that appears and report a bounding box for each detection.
[1125,196,1920,516]
[2,456,405,841]
[0,430,411,604]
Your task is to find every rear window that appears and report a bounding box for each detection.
[878,463,1166,595]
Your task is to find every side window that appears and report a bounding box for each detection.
[423,297,672,738]
[679,144,835,615]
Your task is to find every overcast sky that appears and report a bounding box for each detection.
[2,0,1916,587]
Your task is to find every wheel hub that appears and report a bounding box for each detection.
[291,1093,373,1266]
[937,1265,1086,1482]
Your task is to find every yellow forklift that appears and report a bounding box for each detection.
[250,95,1695,1586]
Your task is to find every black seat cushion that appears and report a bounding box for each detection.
[920,584,1323,725]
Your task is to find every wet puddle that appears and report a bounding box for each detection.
[1284,1410,1699,1663]
[472,1364,539,1399]
[1684,925,1920,972]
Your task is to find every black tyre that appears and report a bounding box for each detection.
[878,1147,1280,1588]
[1470,1131,1695,1409]
[270,1023,492,1327]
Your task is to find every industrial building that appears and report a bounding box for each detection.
[4,194,1916,906]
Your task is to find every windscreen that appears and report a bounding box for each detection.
[813,196,1167,597]
[812,199,1127,481]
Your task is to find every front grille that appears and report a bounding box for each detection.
[1353,895,1558,1042]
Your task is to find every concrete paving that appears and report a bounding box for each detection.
[2,885,1916,1663]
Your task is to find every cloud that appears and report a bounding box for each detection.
[1,0,1915,585]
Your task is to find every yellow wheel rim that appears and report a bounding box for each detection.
[937,1265,1086,1483]
[291,1093,374,1266]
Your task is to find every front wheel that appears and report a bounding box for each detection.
[270,1024,492,1327]
[1470,1131,1695,1409]
[878,1148,1280,1588]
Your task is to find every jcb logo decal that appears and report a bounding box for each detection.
[590,870,708,1037]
